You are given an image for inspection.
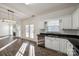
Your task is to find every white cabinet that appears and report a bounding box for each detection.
[72,8,79,29]
[59,38,67,53]
[59,39,73,56]
[66,40,73,56]
[60,39,73,56]
[60,15,72,29]
[45,37,55,49]
[60,7,79,29]
[51,38,60,51]
[45,37,60,51]
[45,36,73,56]
[45,37,51,49]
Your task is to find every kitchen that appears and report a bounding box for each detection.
[0,3,79,56]
[36,4,79,56]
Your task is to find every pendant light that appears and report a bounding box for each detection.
[1,10,5,22]
[8,10,15,23]
[1,9,10,23]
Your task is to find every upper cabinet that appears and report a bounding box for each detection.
[72,8,79,29]
[60,15,72,29]
[60,7,79,29]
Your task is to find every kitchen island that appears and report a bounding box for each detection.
[38,32,79,56]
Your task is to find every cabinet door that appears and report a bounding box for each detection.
[45,37,55,49]
[45,37,51,49]
[72,8,79,29]
[51,38,60,51]
[66,40,73,56]
[59,38,67,53]
[45,37,60,51]
[60,15,72,29]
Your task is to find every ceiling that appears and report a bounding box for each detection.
[0,3,79,20]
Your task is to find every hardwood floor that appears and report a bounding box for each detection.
[0,38,23,56]
[0,37,14,48]
[35,45,66,56]
[0,37,66,56]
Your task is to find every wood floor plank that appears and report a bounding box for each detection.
[0,39,17,52]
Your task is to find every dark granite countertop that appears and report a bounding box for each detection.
[40,32,79,39]
[39,32,79,50]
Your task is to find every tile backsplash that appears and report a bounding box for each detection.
[62,30,79,35]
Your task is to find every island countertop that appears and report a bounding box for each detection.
[40,32,79,39]
[39,32,79,50]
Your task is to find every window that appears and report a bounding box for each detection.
[26,25,29,37]
[25,24,34,38]
[17,25,21,37]
[29,24,34,38]
[47,20,59,32]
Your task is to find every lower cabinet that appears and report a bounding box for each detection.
[66,40,73,56]
[51,38,60,51]
[59,38,67,54]
[45,37,60,51]
[45,36,73,56]
[45,37,52,49]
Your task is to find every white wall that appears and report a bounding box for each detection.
[0,19,17,37]
[0,20,9,36]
